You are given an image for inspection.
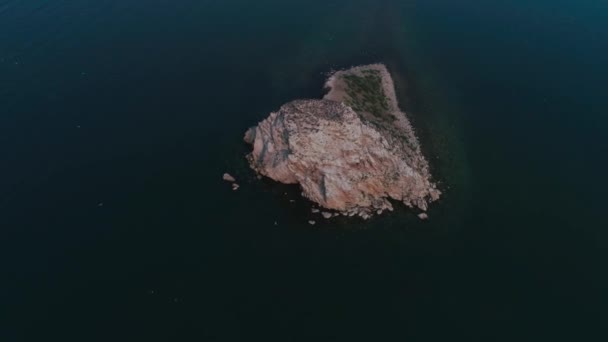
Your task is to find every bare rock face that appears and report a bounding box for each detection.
[222,173,236,182]
[245,64,440,217]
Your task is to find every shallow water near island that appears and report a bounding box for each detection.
[2,0,607,341]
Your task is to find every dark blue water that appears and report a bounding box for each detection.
[2,0,607,341]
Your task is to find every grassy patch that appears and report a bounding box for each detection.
[341,70,390,118]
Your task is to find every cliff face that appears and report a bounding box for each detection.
[245,64,440,218]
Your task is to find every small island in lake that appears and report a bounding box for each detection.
[244,64,440,219]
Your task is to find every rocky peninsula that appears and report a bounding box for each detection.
[244,64,440,218]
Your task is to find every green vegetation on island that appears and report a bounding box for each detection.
[342,69,390,118]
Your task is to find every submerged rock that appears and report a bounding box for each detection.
[245,64,440,217]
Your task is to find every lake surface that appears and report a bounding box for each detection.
[2,0,607,341]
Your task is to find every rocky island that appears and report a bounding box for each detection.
[244,64,440,219]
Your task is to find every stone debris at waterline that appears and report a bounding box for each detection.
[223,173,236,182]
[245,64,440,219]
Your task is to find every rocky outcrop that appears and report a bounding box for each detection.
[222,173,236,182]
[244,64,440,218]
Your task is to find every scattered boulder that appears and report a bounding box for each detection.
[418,213,428,220]
[223,173,236,182]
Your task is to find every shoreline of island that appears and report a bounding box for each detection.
[244,64,441,219]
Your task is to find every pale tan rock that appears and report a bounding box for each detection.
[244,127,256,144]
[223,173,236,182]
[321,212,332,219]
[245,64,440,217]
[418,213,429,220]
